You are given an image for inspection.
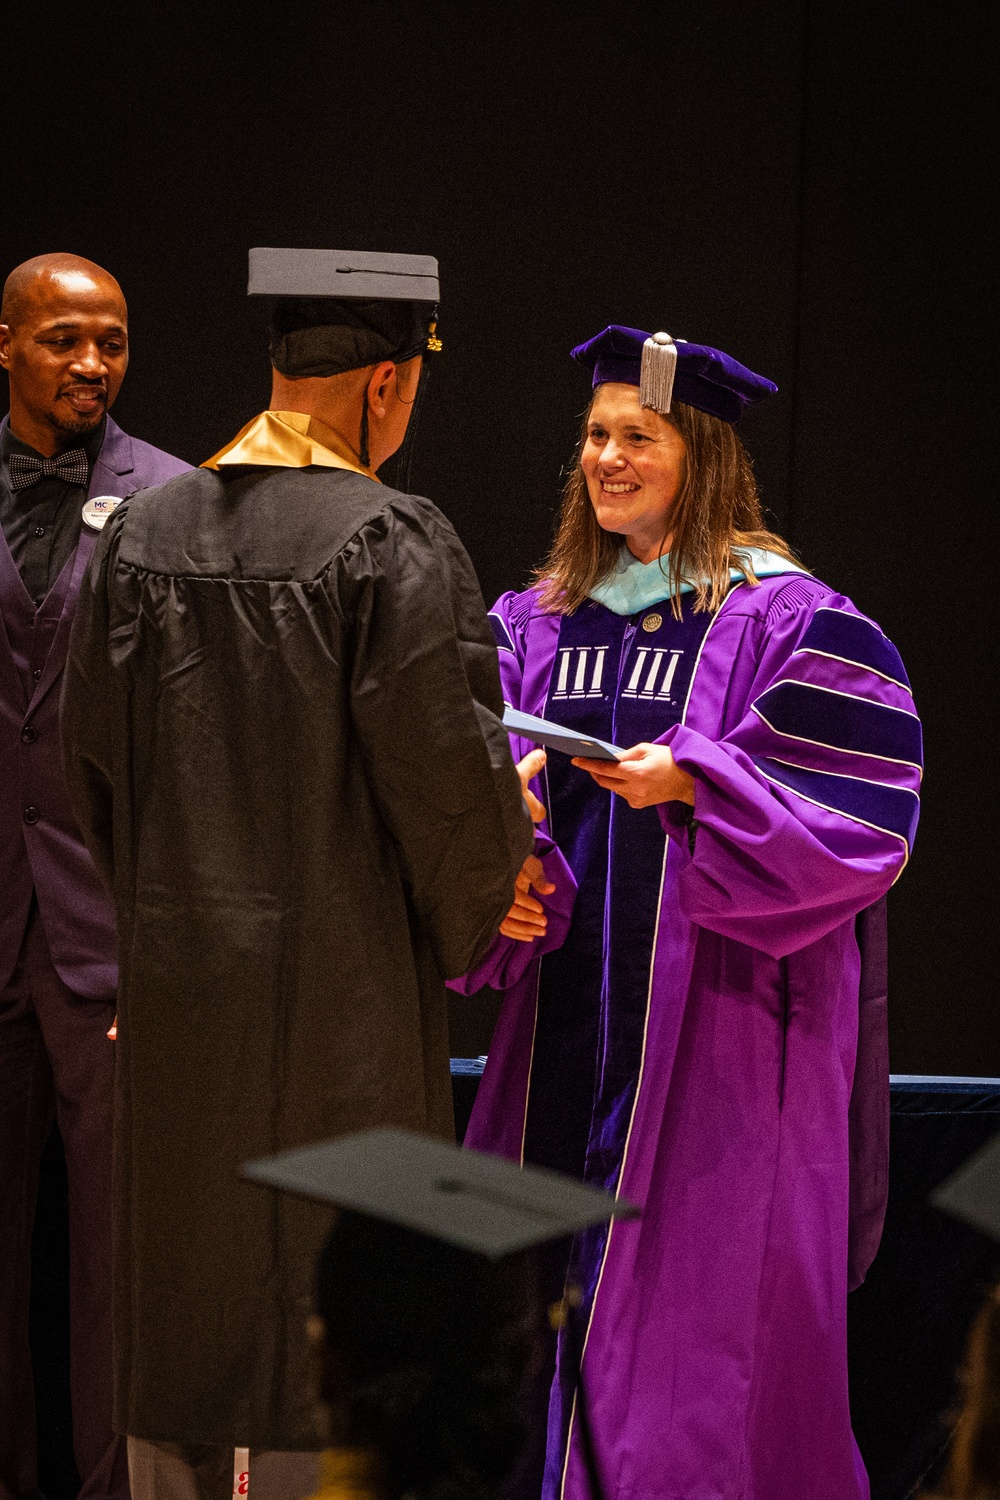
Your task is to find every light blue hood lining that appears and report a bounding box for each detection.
[589,546,808,617]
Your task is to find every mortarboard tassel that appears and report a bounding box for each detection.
[639,332,677,415]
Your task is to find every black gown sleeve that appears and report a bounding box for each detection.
[335,498,533,978]
[60,504,130,892]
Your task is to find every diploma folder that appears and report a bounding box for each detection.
[502,705,622,762]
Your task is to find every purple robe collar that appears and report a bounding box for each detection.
[589,545,808,616]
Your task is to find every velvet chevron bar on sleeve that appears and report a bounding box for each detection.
[745,603,922,859]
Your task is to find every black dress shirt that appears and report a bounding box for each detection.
[0,419,105,605]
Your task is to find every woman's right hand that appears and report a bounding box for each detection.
[500,854,557,942]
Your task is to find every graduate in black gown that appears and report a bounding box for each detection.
[60,248,535,1496]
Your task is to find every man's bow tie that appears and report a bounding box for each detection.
[7,448,90,492]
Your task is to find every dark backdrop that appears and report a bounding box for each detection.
[2,1,997,1072]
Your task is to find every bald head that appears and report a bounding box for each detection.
[0,253,129,455]
[1,253,126,329]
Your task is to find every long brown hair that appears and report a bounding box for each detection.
[535,396,801,617]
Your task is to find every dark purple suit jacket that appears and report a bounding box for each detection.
[0,414,191,997]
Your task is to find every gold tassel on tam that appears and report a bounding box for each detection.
[639,331,678,414]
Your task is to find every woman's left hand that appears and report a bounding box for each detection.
[572,742,696,809]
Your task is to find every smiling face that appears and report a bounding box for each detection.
[580,382,687,563]
[0,261,128,455]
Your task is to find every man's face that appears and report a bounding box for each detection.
[0,268,129,451]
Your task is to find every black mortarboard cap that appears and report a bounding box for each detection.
[932,1130,1000,1241]
[249,248,440,304]
[248,248,441,379]
[244,1127,638,1258]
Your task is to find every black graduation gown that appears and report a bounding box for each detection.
[61,464,533,1447]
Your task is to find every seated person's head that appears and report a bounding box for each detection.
[311,1211,543,1500]
[244,1128,627,1500]
[935,1279,1000,1499]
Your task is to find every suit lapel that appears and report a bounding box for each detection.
[0,417,35,705]
[0,534,29,708]
[91,417,135,490]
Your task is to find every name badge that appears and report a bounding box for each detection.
[82,495,124,531]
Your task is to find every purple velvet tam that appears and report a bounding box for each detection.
[571,324,778,423]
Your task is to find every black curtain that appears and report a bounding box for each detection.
[1,5,995,1056]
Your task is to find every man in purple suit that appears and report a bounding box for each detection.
[0,254,190,1500]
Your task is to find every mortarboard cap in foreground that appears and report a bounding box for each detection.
[249,248,441,380]
[571,324,777,424]
[932,1130,1000,1242]
[244,1127,638,1259]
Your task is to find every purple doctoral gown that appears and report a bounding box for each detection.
[453,570,921,1500]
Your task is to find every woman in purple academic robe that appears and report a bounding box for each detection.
[452,326,922,1500]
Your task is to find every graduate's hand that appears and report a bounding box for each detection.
[572,742,696,809]
[517,749,548,824]
[500,855,557,942]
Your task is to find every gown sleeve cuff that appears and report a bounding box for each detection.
[446,832,577,995]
